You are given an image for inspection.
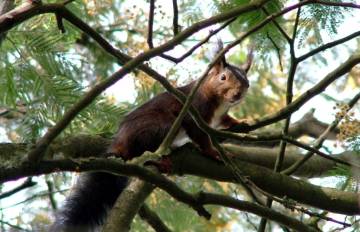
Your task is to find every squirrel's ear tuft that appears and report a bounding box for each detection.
[208,37,227,75]
[209,59,224,75]
[216,38,227,67]
[241,47,254,73]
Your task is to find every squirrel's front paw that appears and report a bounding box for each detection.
[144,156,173,173]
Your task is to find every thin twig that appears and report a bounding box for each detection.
[160,17,236,64]
[2,189,69,209]
[297,207,351,227]
[211,137,264,205]
[55,12,65,33]
[282,91,360,175]
[261,6,291,42]
[139,204,172,232]
[283,136,359,168]
[46,179,58,210]
[147,0,155,49]
[245,53,360,131]
[0,177,36,199]
[266,32,283,71]
[172,0,179,36]
[298,30,360,62]
[199,192,317,232]
[0,220,31,232]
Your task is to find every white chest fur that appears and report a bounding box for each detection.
[209,102,231,129]
[171,128,191,148]
[171,102,231,148]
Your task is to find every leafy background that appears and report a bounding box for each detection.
[0,0,359,231]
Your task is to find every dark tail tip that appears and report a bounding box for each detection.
[50,172,128,232]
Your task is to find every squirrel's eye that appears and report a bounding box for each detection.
[220,74,226,81]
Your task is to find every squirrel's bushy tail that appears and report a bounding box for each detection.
[50,172,128,232]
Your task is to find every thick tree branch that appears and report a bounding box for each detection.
[223,144,358,178]
[0,148,359,215]
[1,130,357,179]
[102,178,155,232]
[169,147,360,215]
[0,156,335,231]
[238,110,339,147]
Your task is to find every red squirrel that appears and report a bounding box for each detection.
[108,56,251,164]
[50,50,252,232]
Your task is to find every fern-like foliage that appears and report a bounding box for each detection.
[0,27,129,141]
[297,0,355,47]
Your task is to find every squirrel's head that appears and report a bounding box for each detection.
[204,50,252,105]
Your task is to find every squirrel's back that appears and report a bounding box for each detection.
[50,44,253,231]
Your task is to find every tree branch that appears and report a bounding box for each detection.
[261,6,291,43]
[138,204,172,232]
[1,128,356,180]
[158,17,236,64]
[0,149,359,215]
[0,0,14,46]
[0,219,31,232]
[172,0,179,36]
[282,91,360,175]
[169,147,360,215]
[102,177,155,232]
[298,30,360,62]
[283,136,359,168]
[236,109,339,147]
[199,192,317,232]
[0,177,36,199]
[0,157,326,231]
[240,53,360,131]
[147,0,155,49]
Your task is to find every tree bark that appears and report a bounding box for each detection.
[102,177,154,232]
[0,132,355,178]
[0,0,14,46]
[0,150,359,215]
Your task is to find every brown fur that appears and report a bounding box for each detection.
[109,60,250,161]
[50,56,252,232]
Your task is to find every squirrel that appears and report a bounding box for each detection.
[50,48,252,232]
